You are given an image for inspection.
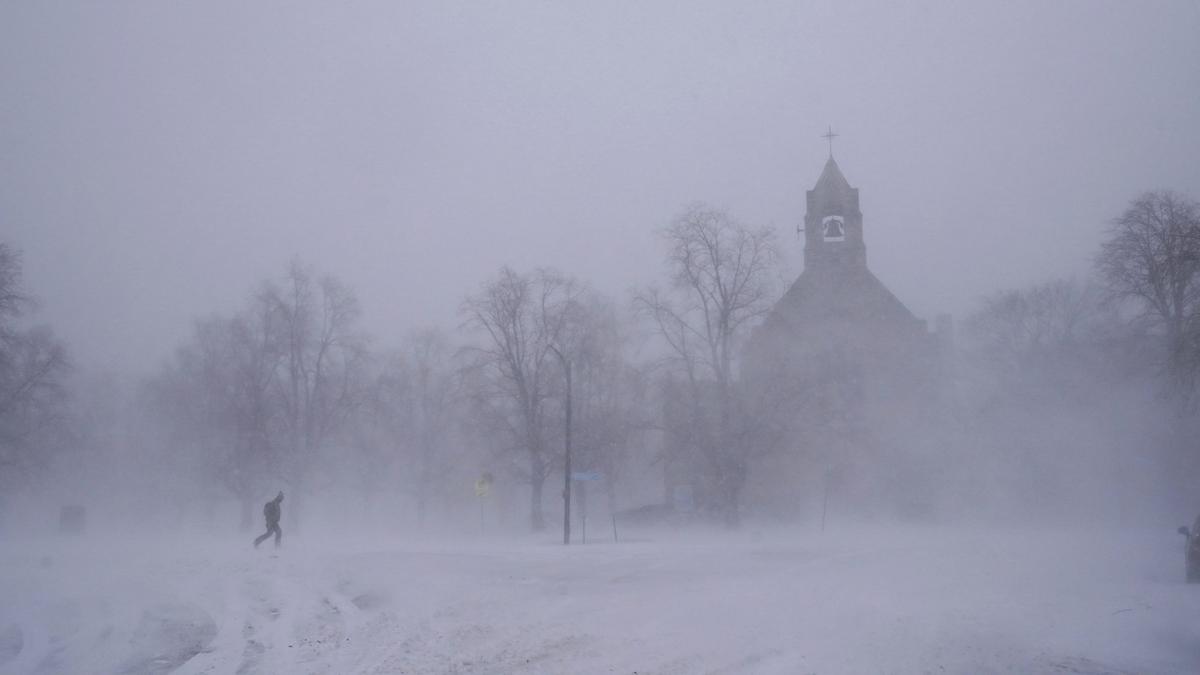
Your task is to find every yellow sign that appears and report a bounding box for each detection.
[475,477,491,497]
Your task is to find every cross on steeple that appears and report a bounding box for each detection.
[822,125,839,158]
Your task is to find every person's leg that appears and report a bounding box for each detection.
[254,528,271,548]
[273,523,282,547]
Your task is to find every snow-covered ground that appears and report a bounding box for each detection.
[1,524,1197,674]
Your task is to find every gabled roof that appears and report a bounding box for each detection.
[760,264,923,339]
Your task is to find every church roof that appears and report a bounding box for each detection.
[812,156,852,196]
[747,154,930,359]
[759,264,924,340]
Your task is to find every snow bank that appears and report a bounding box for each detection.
[1,525,1196,674]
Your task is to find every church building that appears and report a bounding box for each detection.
[742,151,951,517]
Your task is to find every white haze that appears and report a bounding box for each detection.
[2,2,1200,674]
[3,1,1197,374]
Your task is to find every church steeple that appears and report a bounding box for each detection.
[812,156,852,198]
[803,156,866,273]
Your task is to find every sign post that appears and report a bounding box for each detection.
[475,472,493,534]
[570,471,601,545]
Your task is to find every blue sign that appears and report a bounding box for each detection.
[571,471,602,481]
[672,484,694,513]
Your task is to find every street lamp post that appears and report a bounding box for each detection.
[549,345,572,546]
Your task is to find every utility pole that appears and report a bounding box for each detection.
[549,345,572,546]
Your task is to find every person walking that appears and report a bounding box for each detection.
[253,491,284,549]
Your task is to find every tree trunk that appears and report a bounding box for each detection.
[530,471,546,531]
[719,459,746,529]
[717,384,742,529]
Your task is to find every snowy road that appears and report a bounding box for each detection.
[1,526,1197,674]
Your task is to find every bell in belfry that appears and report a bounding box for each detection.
[823,216,845,240]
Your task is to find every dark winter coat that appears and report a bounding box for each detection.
[264,498,282,525]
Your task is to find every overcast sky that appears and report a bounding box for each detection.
[3,1,1198,375]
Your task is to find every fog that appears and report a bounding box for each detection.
[6,2,1198,374]
[2,2,1200,674]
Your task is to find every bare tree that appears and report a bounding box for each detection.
[966,280,1120,379]
[1097,191,1200,398]
[0,243,70,491]
[567,297,649,516]
[635,204,779,526]
[0,244,26,336]
[352,351,410,516]
[962,278,1147,407]
[263,261,370,517]
[461,267,584,531]
[146,320,235,520]
[403,329,458,523]
[144,260,364,528]
[365,328,459,525]
[146,261,368,528]
[147,308,282,529]
[960,277,1159,514]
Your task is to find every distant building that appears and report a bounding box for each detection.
[657,154,953,521]
[742,155,952,517]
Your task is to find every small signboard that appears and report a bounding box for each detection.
[475,472,493,497]
[571,471,602,481]
[672,485,694,513]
